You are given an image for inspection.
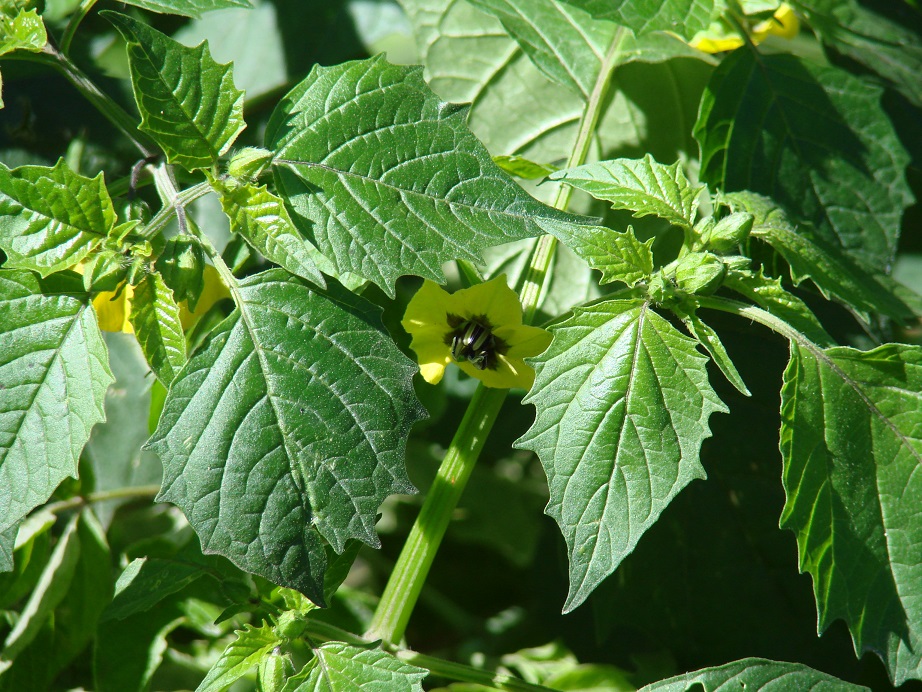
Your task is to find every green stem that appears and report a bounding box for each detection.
[694,295,816,351]
[59,0,98,56]
[366,27,629,646]
[41,484,162,515]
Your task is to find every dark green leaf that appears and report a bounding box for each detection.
[0,159,115,275]
[148,270,425,604]
[696,50,913,271]
[104,12,245,171]
[115,0,252,19]
[641,657,868,691]
[0,270,113,537]
[780,343,922,685]
[266,55,586,296]
[557,0,716,39]
[790,0,922,109]
[517,299,726,611]
[196,623,281,692]
[550,155,703,231]
[284,642,428,692]
[103,557,208,622]
[467,0,616,97]
[129,271,187,386]
[216,179,325,287]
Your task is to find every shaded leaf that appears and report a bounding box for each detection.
[558,0,716,39]
[148,270,425,604]
[695,50,913,271]
[129,271,187,386]
[104,11,245,171]
[517,299,726,611]
[0,270,113,536]
[285,642,428,692]
[103,557,209,622]
[0,159,115,276]
[641,657,868,691]
[266,55,586,296]
[116,0,252,19]
[780,343,922,685]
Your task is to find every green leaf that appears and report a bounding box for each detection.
[537,218,653,287]
[557,0,716,39]
[0,159,116,276]
[285,642,428,692]
[216,179,326,287]
[640,657,868,691]
[0,9,46,56]
[517,299,726,611]
[0,270,113,536]
[681,310,750,396]
[695,50,913,271]
[148,270,425,604]
[722,269,835,347]
[727,191,921,322]
[195,623,281,692]
[266,55,586,296]
[129,271,187,386]
[550,155,703,231]
[104,11,245,171]
[0,524,15,572]
[103,557,208,622]
[467,0,616,98]
[780,343,922,685]
[0,515,80,674]
[789,0,922,109]
[114,0,252,19]
[493,155,558,180]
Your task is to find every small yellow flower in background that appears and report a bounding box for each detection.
[402,274,552,390]
[690,3,800,53]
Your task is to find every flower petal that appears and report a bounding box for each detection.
[402,280,451,332]
[458,354,535,389]
[495,324,553,358]
[450,274,522,326]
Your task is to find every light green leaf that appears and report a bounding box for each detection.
[104,11,245,171]
[681,310,750,396]
[0,159,115,276]
[493,155,558,180]
[266,55,586,296]
[0,270,113,536]
[722,269,834,347]
[129,271,187,386]
[285,642,428,692]
[196,623,281,692]
[536,217,653,287]
[550,155,703,231]
[517,299,726,611]
[0,515,80,674]
[641,657,868,691]
[115,0,252,19]
[0,9,45,56]
[726,191,922,322]
[695,50,913,271]
[0,524,15,572]
[558,0,717,39]
[216,179,325,287]
[781,343,922,685]
[467,0,616,98]
[790,0,922,109]
[148,270,425,604]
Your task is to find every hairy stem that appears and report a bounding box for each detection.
[366,27,629,646]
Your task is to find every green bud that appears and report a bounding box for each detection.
[258,647,291,692]
[276,610,307,639]
[228,147,274,180]
[155,236,205,310]
[646,270,677,305]
[82,249,126,294]
[703,212,753,253]
[674,251,726,295]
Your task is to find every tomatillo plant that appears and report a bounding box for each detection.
[0,1,921,691]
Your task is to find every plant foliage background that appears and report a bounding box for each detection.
[0,0,921,690]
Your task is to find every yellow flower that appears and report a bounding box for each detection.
[690,3,800,53]
[401,275,552,390]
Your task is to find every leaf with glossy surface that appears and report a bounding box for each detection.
[790,0,922,109]
[550,155,703,231]
[0,159,115,275]
[695,50,913,271]
[116,0,251,19]
[726,191,921,322]
[196,623,280,692]
[558,0,716,39]
[104,12,245,171]
[0,9,45,56]
[517,299,726,611]
[467,0,616,98]
[780,342,922,685]
[0,270,113,536]
[267,55,586,296]
[216,179,325,287]
[148,270,425,604]
[641,657,868,691]
[285,642,428,692]
[129,271,187,386]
